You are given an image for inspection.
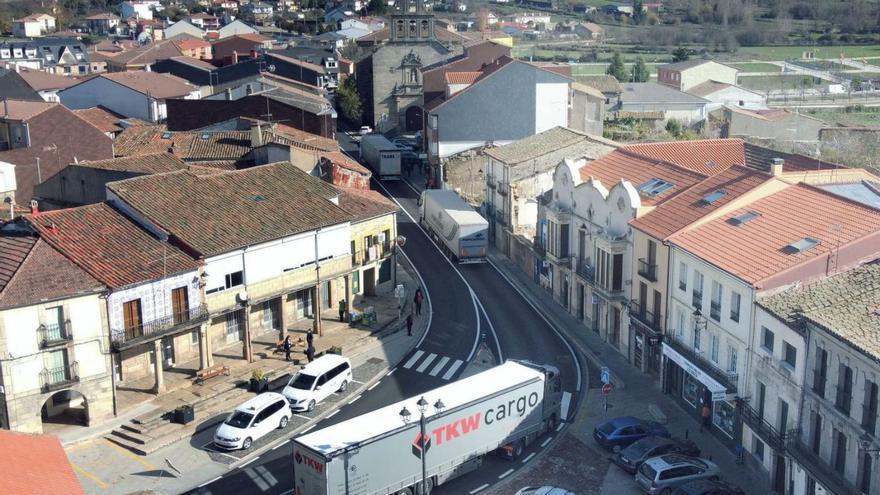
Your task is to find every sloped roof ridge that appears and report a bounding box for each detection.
[611,146,711,180]
[796,180,880,215]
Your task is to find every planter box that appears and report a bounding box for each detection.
[174,405,195,425]
[328,346,343,355]
[249,378,269,393]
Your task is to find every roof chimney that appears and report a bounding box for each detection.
[251,122,262,147]
[771,157,784,177]
[29,199,39,215]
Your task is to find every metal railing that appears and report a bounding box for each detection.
[629,300,662,333]
[40,361,79,392]
[576,258,595,283]
[638,258,657,282]
[111,304,208,350]
[788,440,860,495]
[666,335,738,393]
[737,397,788,451]
[37,320,73,348]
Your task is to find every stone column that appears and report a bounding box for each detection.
[242,307,253,363]
[153,340,164,394]
[198,323,210,370]
[312,284,323,337]
[344,274,353,314]
[278,296,289,342]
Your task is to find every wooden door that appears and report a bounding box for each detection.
[172,287,189,325]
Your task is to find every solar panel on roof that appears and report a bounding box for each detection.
[161,131,172,139]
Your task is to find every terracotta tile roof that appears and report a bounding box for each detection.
[17,69,81,92]
[0,99,55,120]
[187,160,238,171]
[686,80,733,97]
[17,13,54,21]
[445,71,482,85]
[107,162,353,256]
[0,233,104,308]
[77,153,187,174]
[573,75,622,94]
[579,149,708,206]
[73,106,126,134]
[93,40,124,52]
[271,123,337,151]
[232,32,269,43]
[100,71,196,99]
[323,150,371,175]
[168,55,216,70]
[623,138,746,176]
[337,187,399,222]
[669,183,880,286]
[26,203,199,288]
[113,125,170,156]
[630,165,772,239]
[174,38,212,51]
[0,430,86,495]
[484,126,615,165]
[758,261,880,361]
[110,40,185,66]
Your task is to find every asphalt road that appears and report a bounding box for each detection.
[185,131,583,495]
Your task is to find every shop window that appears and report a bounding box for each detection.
[682,372,700,407]
[713,401,735,438]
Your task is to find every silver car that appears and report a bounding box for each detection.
[635,454,721,494]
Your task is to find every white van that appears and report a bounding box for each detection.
[282,354,353,412]
[214,392,291,450]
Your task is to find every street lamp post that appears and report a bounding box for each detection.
[400,396,445,495]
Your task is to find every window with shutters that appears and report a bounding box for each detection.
[171,286,189,325]
[123,299,143,337]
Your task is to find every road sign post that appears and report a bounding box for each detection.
[601,366,610,385]
[602,382,614,418]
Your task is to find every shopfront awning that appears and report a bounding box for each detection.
[663,343,727,401]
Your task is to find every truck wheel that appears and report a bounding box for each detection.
[548,413,558,432]
[396,489,413,495]
[513,440,525,459]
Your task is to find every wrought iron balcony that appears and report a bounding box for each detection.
[37,321,73,348]
[629,300,662,333]
[665,335,738,394]
[788,440,861,495]
[575,258,595,283]
[593,282,626,302]
[111,304,208,351]
[638,258,657,282]
[736,397,788,452]
[40,361,78,393]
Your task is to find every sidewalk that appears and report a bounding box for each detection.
[485,249,768,494]
[66,255,431,495]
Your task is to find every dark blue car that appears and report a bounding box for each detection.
[593,416,670,450]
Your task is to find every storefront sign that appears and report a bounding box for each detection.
[662,343,727,401]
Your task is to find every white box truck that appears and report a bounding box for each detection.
[360,135,402,180]
[419,190,488,263]
[292,360,562,495]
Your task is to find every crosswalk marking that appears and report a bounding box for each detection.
[403,350,425,369]
[429,357,450,376]
[415,353,437,373]
[442,359,463,380]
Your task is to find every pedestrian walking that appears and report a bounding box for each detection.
[282,335,293,362]
[338,299,346,322]
[413,287,423,316]
[406,314,413,336]
[306,343,315,363]
[306,328,314,347]
[700,404,711,432]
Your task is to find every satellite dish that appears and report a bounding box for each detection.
[236,290,249,303]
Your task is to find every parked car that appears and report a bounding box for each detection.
[359,125,372,135]
[213,392,291,450]
[515,487,576,495]
[635,454,721,495]
[593,416,670,451]
[614,436,700,473]
[282,354,353,412]
[672,480,745,495]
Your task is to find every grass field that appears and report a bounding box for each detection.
[808,110,880,126]
[729,63,782,73]
[738,45,880,60]
[738,74,822,91]
[570,63,660,76]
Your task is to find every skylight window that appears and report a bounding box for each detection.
[637,178,675,198]
[701,189,726,205]
[784,237,820,254]
[200,133,210,140]
[728,211,760,226]
[161,131,173,139]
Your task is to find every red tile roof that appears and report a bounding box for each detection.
[579,149,708,206]
[26,203,199,288]
[77,153,187,174]
[100,71,197,99]
[630,165,772,239]
[175,38,212,51]
[72,106,126,134]
[669,183,880,287]
[337,187,399,222]
[0,99,55,120]
[622,138,746,176]
[323,150,371,175]
[445,71,481,85]
[17,69,82,92]
[0,430,86,495]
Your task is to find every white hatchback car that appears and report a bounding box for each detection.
[282,354,353,412]
[214,392,291,450]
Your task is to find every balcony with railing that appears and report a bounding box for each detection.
[37,320,73,348]
[665,334,738,394]
[737,397,789,452]
[593,282,626,302]
[629,300,662,333]
[111,304,208,351]
[638,258,657,282]
[40,361,78,393]
[575,258,595,283]
[788,440,860,495]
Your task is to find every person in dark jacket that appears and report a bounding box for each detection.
[306,328,314,348]
[306,344,315,363]
[406,314,414,336]
[282,335,293,361]
[413,287,424,316]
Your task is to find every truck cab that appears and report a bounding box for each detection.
[499,360,563,459]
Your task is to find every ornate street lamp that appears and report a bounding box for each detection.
[400,396,445,494]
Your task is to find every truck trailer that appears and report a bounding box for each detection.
[360,134,402,180]
[292,360,562,495]
[419,190,488,263]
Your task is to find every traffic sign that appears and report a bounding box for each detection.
[602,383,614,396]
[601,366,610,385]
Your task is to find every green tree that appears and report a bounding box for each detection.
[606,52,629,82]
[631,57,650,82]
[632,0,645,24]
[337,76,363,124]
[368,0,387,15]
[672,46,689,62]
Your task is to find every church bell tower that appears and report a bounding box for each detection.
[390,0,434,42]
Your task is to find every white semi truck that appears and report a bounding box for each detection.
[292,360,562,495]
[419,190,488,263]
[360,134,402,180]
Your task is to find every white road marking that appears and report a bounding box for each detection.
[441,359,463,380]
[367,381,381,391]
[561,391,572,422]
[429,356,450,376]
[349,395,362,404]
[522,452,536,463]
[540,437,553,448]
[472,291,504,363]
[198,476,222,487]
[352,380,364,384]
[387,368,396,376]
[469,483,490,494]
[239,456,259,469]
[403,350,424,369]
[272,442,286,451]
[556,422,565,432]
[498,469,515,479]
[326,410,340,419]
[415,353,437,373]
[295,414,312,420]
[302,425,316,433]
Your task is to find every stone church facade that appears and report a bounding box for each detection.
[355,0,465,134]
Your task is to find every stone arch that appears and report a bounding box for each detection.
[41,389,88,431]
